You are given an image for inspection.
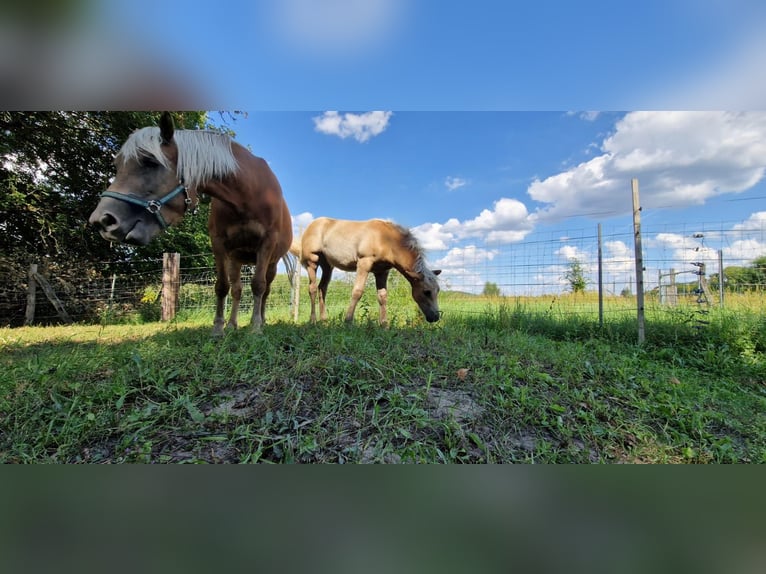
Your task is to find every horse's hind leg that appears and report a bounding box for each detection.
[306,260,320,323]
[317,262,333,321]
[249,255,276,332]
[226,260,243,330]
[213,255,230,335]
[374,269,390,326]
[307,258,332,323]
[257,259,278,326]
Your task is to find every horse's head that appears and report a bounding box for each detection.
[411,267,442,322]
[88,112,191,246]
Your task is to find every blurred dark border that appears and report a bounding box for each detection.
[0,466,763,573]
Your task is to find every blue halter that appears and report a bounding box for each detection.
[100,181,193,229]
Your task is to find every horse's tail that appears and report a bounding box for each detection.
[289,234,302,259]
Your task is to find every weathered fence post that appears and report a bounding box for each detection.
[161,252,180,321]
[631,178,645,344]
[24,263,37,326]
[24,263,73,324]
[291,259,301,322]
[718,249,724,308]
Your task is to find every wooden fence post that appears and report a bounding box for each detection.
[24,263,37,326]
[291,259,301,322]
[161,252,180,321]
[632,178,645,344]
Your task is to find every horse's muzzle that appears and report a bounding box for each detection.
[89,206,152,245]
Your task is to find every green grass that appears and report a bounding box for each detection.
[2,290,764,463]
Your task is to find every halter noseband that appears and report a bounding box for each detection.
[100,180,196,230]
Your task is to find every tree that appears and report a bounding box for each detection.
[718,256,766,292]
[482,281,501,297]
[563,258,589,294]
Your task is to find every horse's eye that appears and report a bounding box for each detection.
[139,156,160,168]
[424,290,432,297]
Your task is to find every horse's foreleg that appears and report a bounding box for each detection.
[227,260,242,330]
[374,270,390,326]
[345,263,371,323]
[213,255,230,336]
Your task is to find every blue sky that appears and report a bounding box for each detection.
[95,0,764,110]
[17,1,766,109]
[224,111,766,295]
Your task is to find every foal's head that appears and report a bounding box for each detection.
[411,265,442,323]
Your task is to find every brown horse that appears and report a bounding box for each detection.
[291,217,441,324]
[89,112,292,333]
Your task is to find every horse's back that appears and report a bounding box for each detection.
[301,217,398,270]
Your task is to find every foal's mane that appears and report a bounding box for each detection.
[388,221,436,279]
[118,126,240,189]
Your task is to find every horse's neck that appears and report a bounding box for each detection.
[393,250,422,282]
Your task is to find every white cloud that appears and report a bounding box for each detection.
[459,198,534,244]
[445,176,467,191]
[529,111,766,221]
[434,245,499,269]
[603,240,634,275]
[723,239,766,263]
[733,211,766,232]
[292,211,315,234]
[556,244,589,262]
[411,222,455,251]
[413,198,534,255]
[650,232,720,267]
[432,245,500,294]
[313,111,392,142]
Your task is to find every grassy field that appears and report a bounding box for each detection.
[1,282,765,463]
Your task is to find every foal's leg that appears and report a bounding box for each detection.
[226,260,243,330]
[306,260,320,323]
[374,269,390,326]
[345,260,372,323]
[317,262,333,321]
[213,254,230,336]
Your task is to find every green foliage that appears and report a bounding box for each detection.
[482,282,501,297]
[563,258,589,294]
[0,111,232,275]
[719,256,766,292]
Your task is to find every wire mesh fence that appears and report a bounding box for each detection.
[2,218,764,328]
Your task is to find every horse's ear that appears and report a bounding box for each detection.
[433,269,442,276]
[159,112,175,144]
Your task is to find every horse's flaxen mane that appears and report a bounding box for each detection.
[118,126,239,189]
[388,221,436,279]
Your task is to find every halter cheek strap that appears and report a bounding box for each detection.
[100,181,194,229]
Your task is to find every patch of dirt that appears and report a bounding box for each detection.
[426,388,484,423]
[203,386,260,418]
